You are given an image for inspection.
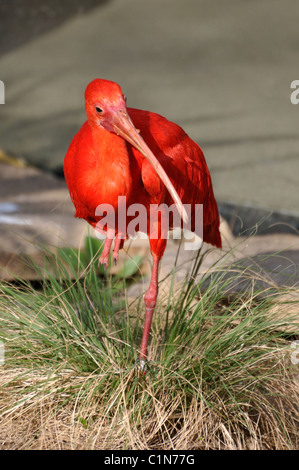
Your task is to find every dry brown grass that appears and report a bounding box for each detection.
[0,349,298,450]
[0,245,298,450]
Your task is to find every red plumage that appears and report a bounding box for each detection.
[64,79,221,366]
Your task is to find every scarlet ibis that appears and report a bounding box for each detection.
[64,79,221,369]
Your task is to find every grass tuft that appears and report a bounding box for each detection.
[0,240,298,449]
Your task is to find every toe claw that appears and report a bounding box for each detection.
[135,358,148,375]
[98,256,109,269]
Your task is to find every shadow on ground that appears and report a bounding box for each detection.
[0,0,109,56]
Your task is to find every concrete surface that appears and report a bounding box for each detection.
[0,0,107,56]
[0,0,298,223]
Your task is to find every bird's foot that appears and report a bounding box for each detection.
[112,233,124,266]
[98,233,114,269]
[113,253,118,266]
[98,254,109,270]
[135,357,148,375]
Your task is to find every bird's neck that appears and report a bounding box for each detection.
[90,123,129,164]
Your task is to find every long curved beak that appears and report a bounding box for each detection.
[113,109,188,224]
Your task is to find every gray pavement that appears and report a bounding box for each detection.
[0,0,298,225]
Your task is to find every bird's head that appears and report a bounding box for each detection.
[85,79,127,132]
[84,79,188,224]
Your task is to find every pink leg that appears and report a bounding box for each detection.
[113,233,123,266]
[98,230,114,269]
[139,254,160,367]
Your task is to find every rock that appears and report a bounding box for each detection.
[230,233,299,260]
[267,290,299,333]
[220,216,235,246]
[0,161,88,280]
[127,228,299,302]
[202,248,299,298]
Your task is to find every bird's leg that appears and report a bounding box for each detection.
[113,233,123,266]
[98,229,115,269]
[139,254,160,370]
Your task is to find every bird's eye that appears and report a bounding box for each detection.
[95,106,103,114]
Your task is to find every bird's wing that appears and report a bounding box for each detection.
[128,108,187,200]
[128,107,221,247]
[128,107,210,203]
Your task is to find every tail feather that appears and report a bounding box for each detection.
[204,220,222,248]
